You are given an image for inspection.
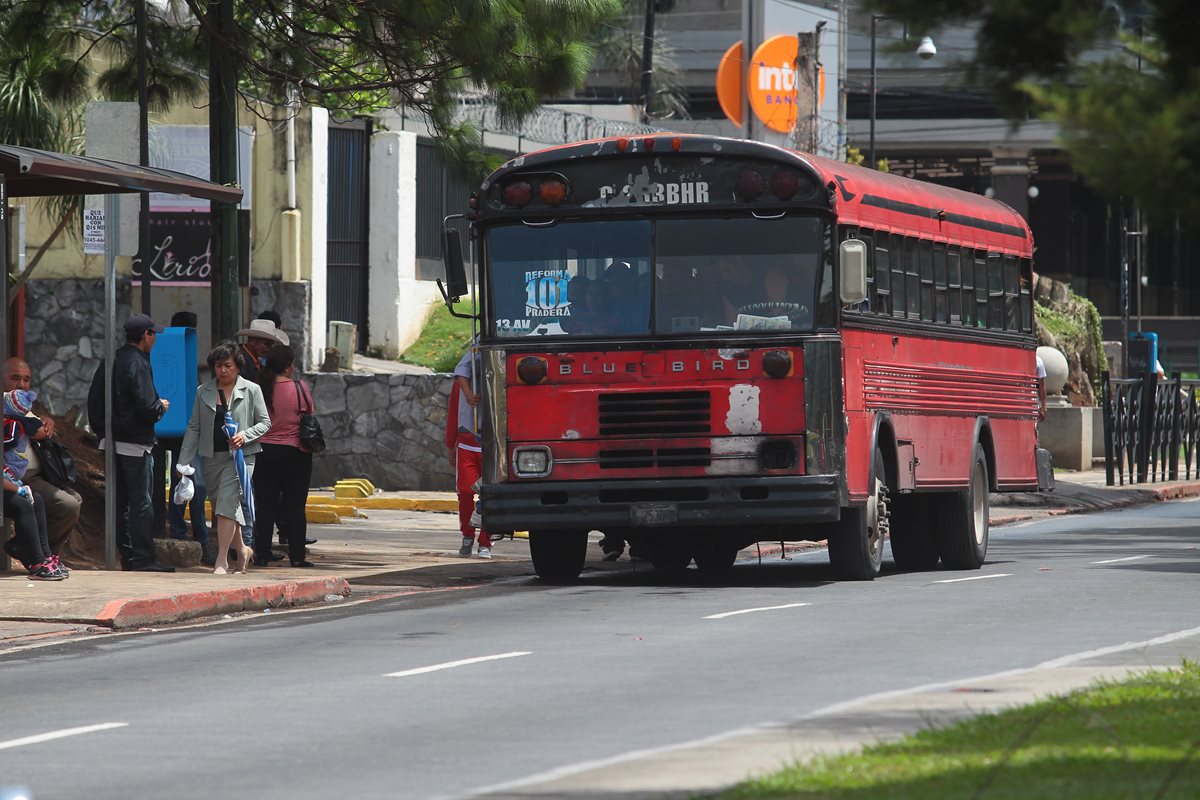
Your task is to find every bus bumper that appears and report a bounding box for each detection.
[480,475,840,531]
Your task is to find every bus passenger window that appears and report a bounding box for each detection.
[874,240,891,315]
[933,244,948,323]
[1003,255,1020,331]
[974,254,988,328]
[920,241,934,322]
[948,247,962,324]
[960,253,974,327]
[1020,259,1033,332]
[905,238,921,320]
[890,240,906,319]
[988,253,1004,330]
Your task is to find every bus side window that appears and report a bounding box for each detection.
[960,249,974,327]
[933,243,948,323]
[905,237,920,321]
[890,234,906,320]
[919,240,934,322]
[974,252,988,329]
[875,233,892,316]
[988,252,1004,330]
[1020,258,1033,332]
[1003,254,1020,331]
[948,246,962,325]
[859,229,874,313]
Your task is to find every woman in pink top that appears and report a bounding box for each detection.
[251,344,317,567]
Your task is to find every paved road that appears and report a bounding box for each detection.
[2,499,1198,799]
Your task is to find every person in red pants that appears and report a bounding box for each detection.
[447,341,493,559]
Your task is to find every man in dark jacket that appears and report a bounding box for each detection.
[87,314,174,572]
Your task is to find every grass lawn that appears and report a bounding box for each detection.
[397,302,475,372]
[718,661,1200,800]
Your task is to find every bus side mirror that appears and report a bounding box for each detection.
[438,228,469,305]
[839,239,868,305]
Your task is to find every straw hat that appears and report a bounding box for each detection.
[235,318,290,346]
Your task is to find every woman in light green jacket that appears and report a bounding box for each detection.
[180,341,271,574]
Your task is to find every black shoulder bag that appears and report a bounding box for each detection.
[295,380,326,453]
[35,438,78,488]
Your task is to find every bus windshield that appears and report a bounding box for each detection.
[487,216,826,338]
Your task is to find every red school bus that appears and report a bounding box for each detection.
[440,134,1053,582]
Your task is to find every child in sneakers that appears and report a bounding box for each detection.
[446,341,494,560]
[3,389,67,580]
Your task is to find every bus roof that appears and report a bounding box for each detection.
[488,135,1032,255]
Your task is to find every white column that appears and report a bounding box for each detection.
[304,107,329,368]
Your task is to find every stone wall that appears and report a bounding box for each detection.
[25,278,129,418]
[307,372,456,491]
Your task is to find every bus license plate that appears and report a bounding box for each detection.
[630,503,677,527]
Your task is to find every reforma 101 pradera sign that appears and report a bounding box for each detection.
[716,35,826,134]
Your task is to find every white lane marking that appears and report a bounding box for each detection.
[445,624,1200,800]
[384,651,531,677]
[1091,555,1150,565]
[704,602,811,620]
[0,722,128,751]
[933,573,1012,584]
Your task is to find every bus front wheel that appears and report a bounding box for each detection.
[936,445,989,569]
[828,449,887,580]
[529,529,588,582]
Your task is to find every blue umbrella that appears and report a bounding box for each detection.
[219,390,255,529]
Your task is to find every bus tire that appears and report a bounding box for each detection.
[646,533,693,571]
[828,449,887,580]
[888,494,940,572]
[936,445,989,570]
[693,538,740,571]
[529,529,587,582]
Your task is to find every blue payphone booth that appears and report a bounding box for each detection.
[152,326,198,436]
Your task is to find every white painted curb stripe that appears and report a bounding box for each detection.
[934,573,1012,584]
[1092,555,1150,564]
[704,602,811,619]
[385,651,531,677]
[0,722,128,751]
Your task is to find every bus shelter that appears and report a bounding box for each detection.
[0,143,242,569]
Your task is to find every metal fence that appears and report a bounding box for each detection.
[1102,371,1200,485]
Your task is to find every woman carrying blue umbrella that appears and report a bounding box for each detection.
[179,341,271,574]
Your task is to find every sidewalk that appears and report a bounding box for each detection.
[2,470,1198,644]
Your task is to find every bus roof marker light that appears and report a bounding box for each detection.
[735,170,764,201]
[643,137,656,151]
[615,138,630,153]
[538,178,569,206]
[671,137,683,151]
[770,170,799,200]
[502,181,532,208]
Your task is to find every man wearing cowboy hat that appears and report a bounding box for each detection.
[234,317,290,383]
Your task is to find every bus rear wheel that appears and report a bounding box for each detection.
[888,494,940,572]
[936,445,989,570]
[529,529,588,582]
[828,449,887,580]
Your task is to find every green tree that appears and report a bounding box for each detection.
[869,0,1199,219]
[0,1,93,302]
[176,0,624,159]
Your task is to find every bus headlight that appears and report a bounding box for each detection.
[513,446,553,478]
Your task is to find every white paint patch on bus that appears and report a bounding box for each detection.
[726,384,763,435]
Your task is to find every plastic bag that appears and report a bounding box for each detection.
[173,474,194,505]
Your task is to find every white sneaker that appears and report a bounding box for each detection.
[477,546,492,559]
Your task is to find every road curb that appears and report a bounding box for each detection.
[93,576,352,630]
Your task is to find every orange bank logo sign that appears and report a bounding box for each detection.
[716,35,826,134]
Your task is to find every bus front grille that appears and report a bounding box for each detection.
[598,391,711,437]
[599,447,712,469]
